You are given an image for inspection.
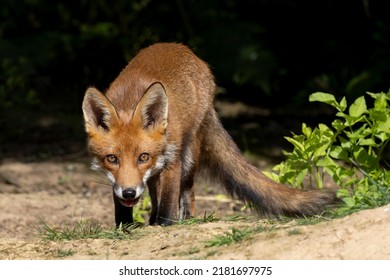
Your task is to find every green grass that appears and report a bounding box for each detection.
[177,212,249,226]
[36,216,137,241]
[204,213,335,248]
[177,211,220,225]
[55,249,74,258]
[205,224,267,247]
[295,214,333,225]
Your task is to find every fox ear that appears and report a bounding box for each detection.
[82,87,119,134]
[135,82,168,134]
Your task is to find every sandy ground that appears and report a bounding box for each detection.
[0,160,389,260]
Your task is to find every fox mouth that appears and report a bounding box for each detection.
[119,197,140,207]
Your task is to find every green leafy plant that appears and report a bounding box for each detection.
[264,90,390,215]
[132,195,151,224]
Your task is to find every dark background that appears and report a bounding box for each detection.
[1,0,389,161]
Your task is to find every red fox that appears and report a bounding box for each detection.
[82,43,336,226]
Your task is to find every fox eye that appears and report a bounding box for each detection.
[106,154,118,164]
[138,153,150,163]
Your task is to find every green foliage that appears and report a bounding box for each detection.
[264,90,390,215]
[132,195,151,224]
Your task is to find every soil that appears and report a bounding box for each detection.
[0,159,389,260]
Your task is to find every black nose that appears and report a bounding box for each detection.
[122,188,137,200]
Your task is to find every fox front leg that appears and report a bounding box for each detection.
[149,162,182,226]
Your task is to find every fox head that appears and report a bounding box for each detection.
[82,82,176,207]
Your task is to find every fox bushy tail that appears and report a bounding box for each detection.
[200,110,336,217]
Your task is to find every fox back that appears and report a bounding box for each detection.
[82,43,336,226]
